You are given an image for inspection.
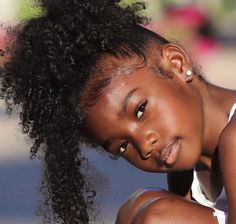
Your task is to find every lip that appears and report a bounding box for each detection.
[159,139,181,166]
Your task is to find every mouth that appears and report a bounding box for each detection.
[159,139,181,167]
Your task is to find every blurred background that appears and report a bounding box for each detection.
[0,0,235,223]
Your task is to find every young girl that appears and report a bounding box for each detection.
[0,0,235,224]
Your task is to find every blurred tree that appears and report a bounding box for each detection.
[16,0,43,21]
[122,0,139,4]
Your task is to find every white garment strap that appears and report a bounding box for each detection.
[213,209,228,224]
[228,103,236,121]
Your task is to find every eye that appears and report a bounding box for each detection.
[119,140,128,155]
[107,140,129,160]
[136,101,147,119]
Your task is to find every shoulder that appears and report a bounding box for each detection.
[115,188,170,224]
[115,189,147,224]
[218,113,236,169]
[130,194,187,224]
[131,198,165,224]
[219,113,236,150]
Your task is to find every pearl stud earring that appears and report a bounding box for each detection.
[186,70,192,76]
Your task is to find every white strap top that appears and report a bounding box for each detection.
[191,103,236,212]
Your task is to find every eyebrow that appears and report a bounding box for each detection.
[119,88,139,115]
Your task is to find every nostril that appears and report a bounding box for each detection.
[152,140,158,145]
[139,132,159,159]
[148,133,159,146]
[146,151,152,157]
[143,149,153,159]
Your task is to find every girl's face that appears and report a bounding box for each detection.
[84,46,204,173]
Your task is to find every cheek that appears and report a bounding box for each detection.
[152,96,203,168]
[84,111,114,143]
[165,92,203,135]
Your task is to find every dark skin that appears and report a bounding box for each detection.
[84,42,236,223]
[115,188,218,224]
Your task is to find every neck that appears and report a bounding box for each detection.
[196,80,236,157]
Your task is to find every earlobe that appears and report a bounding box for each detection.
[185,70,194,82]
[161,44,193,82]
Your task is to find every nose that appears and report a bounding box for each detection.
[137,132,159,159]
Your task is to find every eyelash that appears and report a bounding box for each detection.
[119,140,128,154]
[135,100,147,120]
[109,140,129,160]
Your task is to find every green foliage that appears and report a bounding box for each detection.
[16,0,43,21]
[122,0,140,4]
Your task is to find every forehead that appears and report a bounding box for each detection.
[80,52,147,107]
[84,65,161,140]
[90,53,158,104]
[83,43,163,136]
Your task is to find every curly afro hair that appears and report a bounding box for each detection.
[0,0,169,223]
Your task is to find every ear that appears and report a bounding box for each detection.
[161,43,193,82]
